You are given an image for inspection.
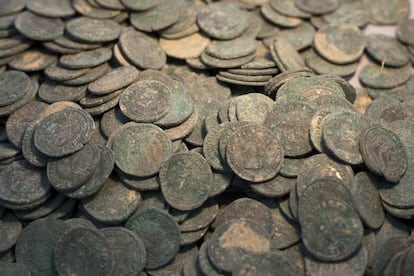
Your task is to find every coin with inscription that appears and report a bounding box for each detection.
[125,208,180,269]
[360,125,407,183]
[54,227,113,276]
[160,152,212,211]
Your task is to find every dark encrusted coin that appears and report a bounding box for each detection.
[119,80,171,123]
[54,227,113,276]
[125,208,180,269]
[270,37,306,72]
[197,2,248,40]
[27,0,75,18]
[119,29,166,70]
[360,125,407,183]
[81,176,140,224]
[350,171,385,229]
[0,213,22,253]
[66,17,121,43]
[47,144,99,192]
[33,107,95,157]
[110,122,172,177]
[0,70,31,107]
[160,152,212,211]
[38,81,87,103]
[0,160,51,206]
[359,63,412,89]
[8,48,57,72]
[15,218,67,276]
[14,11,64,41]
[59,47,112,69]
[226,124,284,182]
[0,263,31,276]
[88,66,139,95]
[207,219,272,273]
[101,227,146,275]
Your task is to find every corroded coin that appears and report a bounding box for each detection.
[119,80,171,123]
[294,0,339,14]
[270,37,306,72]
[321,111,368,165]
[0,263,31,276]
[0,213,22,254]
[88,66,139,95]
[313,24,365,64]
[54,227,113,276]
[14,11,64,41]
[47,144,99,192]
[226,124,284,182]
[81,176,140,224]
[160,152,212,211]
[197,2,248,40]
[110,122,172,177]
[360,125,407,183]
[66,17,121,43]
[8,48,57,72]
[38,81,87,103]
[119,29,166,70]
[125,208,180,269]
[100,227,146,276]
[207,219,272,273]
[365,34,410,67]
[27,0,75,18]
[359,63,412,89]
[15,218,67,276]
[59,48,112,69]
[120,0,160,11]
[33,107,95,157]
[0,71,31,107]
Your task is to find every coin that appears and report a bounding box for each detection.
[54,227,113,276]
[38,81,87,103]
[0,71,31,107]
[359,63,412,89]
[66,17,121,43]
[88,66,138,95]
[160,152,212,211]
[110,122,172,177]
[261,3,302,28]
[26,0,75,18]
[365,34,410,67]
[269,0,310,18]
[0,213,22,253]
[59,47,112,69]
[0,263,31,276]
[125,208,180,269]
[360,125,407,183]
[119,29,166,70]
[14,11,65,41]
[365,0,409,25]
[100,227,146,275]
[15,218,68,276]
[397,18,414,46]
[322,1,369,27]
[294,0,339,14]
[270,37,306,72]
[207,219,272,273]
[120,0,160,11]
[197,2,248,40]
[160,33,209,60]
[33,107,95,157]
[8,48,57,72]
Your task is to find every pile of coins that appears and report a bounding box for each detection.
[1,0,414,275]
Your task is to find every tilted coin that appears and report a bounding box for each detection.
[14,11,64,41]
[365,34,410,67]
[360,125,407,183]
[66,17,121,43]
[59,47,112,69]
[88,66,139,95]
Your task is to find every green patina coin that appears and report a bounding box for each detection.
[269,0,310,18]
[14,11,64,41]
[65,145,114,199]
[59,48,112,69]
[264,101,315,157]
[365,34,410,67]
[205,38,256,61]
[270,37,306,72]
[120,0,160,11]
[0,0,26,16]
[129,0,184,32]
[305,49,358,77]
[119,80,171,123]
[350,171,385,230]
[61,63,110,86]
[277,22,315,51]
[9,48,57,72]
[227,124,284,182]
[294,0,339,15]
[15,218,67,276]
[54,227,113,276]
[66,17,121,43]
[397,18,414,46]
[110,122,172,177]
[88,66,139,95]
[0,213,22,253]
[96,0,124,10]
[47,144,99,192]
[119,29,166,70]
[365,0,409,25]
[360,63,412,89]
[0,71,31,107]
[313,23,365,64]
[207,219,272,273]
[81,176,140,224]
[100,227,146,276]
[360,125,407,183]
[44,64,89,81]
[13,192,66,221]
[321,111,368,165]
[73,0,121,19]
[38,81,87,103]
[159,152,212,211]
[27,0,75,18]
[0,160,51,206]
[33,107,95,157]
[126,208,180,269]
[323,1,370,27]
[261,3,302,28]
[197,2,248,40]
[179,200,219,232]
